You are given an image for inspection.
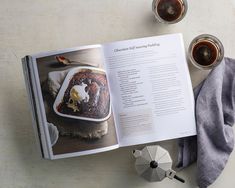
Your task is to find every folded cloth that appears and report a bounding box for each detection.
[47,69,70,98]
[177,57,235,188]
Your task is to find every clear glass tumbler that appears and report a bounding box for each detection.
[152,0,188,24]
[188,34,224,70]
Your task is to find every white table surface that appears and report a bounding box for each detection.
[1,0,235,187]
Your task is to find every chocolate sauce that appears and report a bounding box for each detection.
[157,0,184,22]
[192,41,218,66]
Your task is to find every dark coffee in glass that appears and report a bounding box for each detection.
[152,0,188,24]
[189,34,224,70]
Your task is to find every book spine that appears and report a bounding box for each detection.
[22,56,49,159]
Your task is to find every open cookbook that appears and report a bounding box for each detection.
[22,33,196,159]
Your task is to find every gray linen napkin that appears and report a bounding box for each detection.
[177,57,235,188]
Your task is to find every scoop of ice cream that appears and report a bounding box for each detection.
[71,83,90,102]
[67,83,90,112]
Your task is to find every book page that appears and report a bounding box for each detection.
[103,34,196,147]
[31,45,119,159]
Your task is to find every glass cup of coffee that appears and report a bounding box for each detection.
[188,34,224,70]
[152,0,188,24]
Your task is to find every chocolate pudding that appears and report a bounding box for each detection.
[57,69,110,119]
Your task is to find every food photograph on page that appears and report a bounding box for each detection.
[36,47,118,155]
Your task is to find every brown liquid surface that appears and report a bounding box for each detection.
[157,0,183,22]
[192,41,218,66]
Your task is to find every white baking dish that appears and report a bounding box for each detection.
[53,66,111,122]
